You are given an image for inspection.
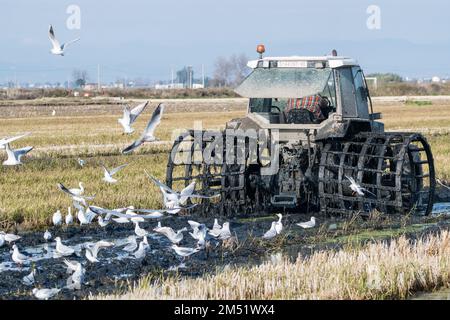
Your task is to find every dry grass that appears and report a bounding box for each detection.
[95,230,450,300]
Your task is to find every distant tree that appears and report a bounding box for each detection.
[72,69,89,88]
[212,53,249,87]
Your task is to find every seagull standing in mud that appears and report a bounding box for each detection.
[54,237,75,257]
[346,175,376,197]
[122,103,164,154]
[44,230,52,241]
[134,222,149,238]
[48,24,80,56]
[32,288,61,300]
[65,207,73,225]
[22,269,36,286]
[64,260,85,290]
[171,245,200,261]
[2,144,33,166]
[133,240,148,259]
[122,236,138,252]
[102,163,128,184]
[118,101,149,134]
[209,221,231,240]
[262,222,278,240]
[0,232,21,244]
[297,217,316,229]
[52,210,62,226]
[275,214,283,234]
[12,245,29,265]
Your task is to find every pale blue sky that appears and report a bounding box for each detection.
[0,0,449,83]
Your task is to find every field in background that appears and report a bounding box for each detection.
[0,97,450,229]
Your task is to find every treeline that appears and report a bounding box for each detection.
[0,87,240,100]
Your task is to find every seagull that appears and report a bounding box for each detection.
[212,219,222,233]
[44,230,52,241]
[0,132,31,149]
[0,232,21,244]
[102,163,128,184]
[146,173,218,214]
[22,269,36,286]
[52,210,62,226]
[134,222,148,238]
[345,175,376,197]
[64,260,85,290]
[209,222,231,240]
[122,103,164,154]
[296,217,316,229]
[89,205,171,222]
[48,24,80,56]
[32,288,61,300]
[12,244,29,265]
[171,245,200,260]
[76,206,90,226]
[133,241,147,259]
[77,158,86,167]
[262,222,278,240]
[57,183,94,206]
[65,207,73,225]
[274,214,283,234]
[122,236,138,252]
[127,209,146,223]
[2,143,33,166]
[154,226,187,244]
[55,237,75,256]
[52,109,56,116]
[85,248,99,263]
[118,101,149,134]
[97,215,109,227]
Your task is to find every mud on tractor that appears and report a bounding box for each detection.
[166,46,435,217]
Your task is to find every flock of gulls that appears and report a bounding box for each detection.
[0,24,370,300]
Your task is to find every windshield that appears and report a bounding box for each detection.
[235,67,332,99]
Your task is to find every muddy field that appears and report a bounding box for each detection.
[2,207,450,300]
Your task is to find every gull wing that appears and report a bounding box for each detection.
[0,132,31,147]
[109,163,128,176]
[57,183,95,200]
[345,175,356,185]
[129,101,149,124]
[121,105,131,123]
[142,103,164,140]
[61,37,80,50]
[121,138,143,154]
[144,170,174,193]
[48,25,61,49]
[15,146,33,157]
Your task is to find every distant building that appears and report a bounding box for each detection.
[432,76,441,83]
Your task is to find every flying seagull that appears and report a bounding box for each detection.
[296,217,316,229]
[57,183,94,206]
[146,172,219,214]
[102,163,128,184]
[154,226,187,244]
[345,175,376,197]
[2,144,33,166]
[122,103,164,154]
[118,101,149,134]
[48,25,80,56]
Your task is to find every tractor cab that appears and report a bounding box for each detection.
[234,46,379,136]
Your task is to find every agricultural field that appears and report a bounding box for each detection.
[1,97,450,300]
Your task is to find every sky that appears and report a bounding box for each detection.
[0,0,449,83]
